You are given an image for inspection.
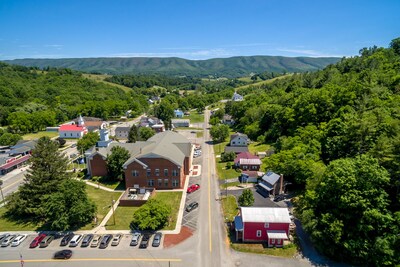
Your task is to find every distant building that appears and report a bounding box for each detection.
[139,116,165,133]
[171,119,190,128]
[0,140,37,175]
[73,116,106,132]
[222,114,235,126]
[232,91,244,101]
[115,126,130,139]
[59,115,88,139]
[174,109,184,118]
[230,133,249,147]
[258,171,284,196]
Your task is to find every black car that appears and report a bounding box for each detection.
[152,232,162,247]
[54,249,73,259]
[186,202,199,212]
[99,234,112,249]
[139,234,151,249]
[80,234,94,247]
[273,195,285,202]
[60,233,74,246]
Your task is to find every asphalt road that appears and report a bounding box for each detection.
[0,110,314,267]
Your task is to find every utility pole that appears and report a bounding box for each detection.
[111,198,116,225]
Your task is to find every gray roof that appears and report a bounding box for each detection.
[115,127,130,132]
[230,132,248,141]
[224,146,249,154]
[262,171,280,185]
[89,131,191,168]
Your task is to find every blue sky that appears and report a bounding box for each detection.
[0,0,399,60]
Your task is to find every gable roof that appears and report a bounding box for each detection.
[234,152,259,164]
[59,124,86,132]
[224,146,249,154]
[115,127,130,132]
[262,171,281,185]
[230,132,248,141]
[241,207,291,223]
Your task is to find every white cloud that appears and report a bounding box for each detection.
[44,44,64,48]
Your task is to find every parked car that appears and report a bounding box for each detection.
[273,195,285,202]
[186,202,199,212]
[90,235,102,248]
[39,235,54,248]
[152,232,162,247]
[30,233,46,248]
[80,234,94,247]
[0,234,10,243]
[54,249,73,259]
[1,234,17,247]
[187,184,200,193]
[111,233,122,246]
[11,234,27,247]
[139,234,151,249]
[69,234,82,247]
[60,233,74,246]
[130,232,141,246]
[99,234,112,249]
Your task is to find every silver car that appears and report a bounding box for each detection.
[130,232,141,246]
[90,235,102,248]
[111,233,122,246]
[1,234,17,247]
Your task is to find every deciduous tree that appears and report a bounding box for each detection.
[131,199,171,230]
[238,189,254,207]
[106,146,130,181]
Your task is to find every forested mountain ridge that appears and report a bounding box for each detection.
[227,38,400,266]
[3,56,340,78]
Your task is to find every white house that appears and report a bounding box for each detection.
[59,115,88,139]
[230,133,249,147]
[232,91,244,101]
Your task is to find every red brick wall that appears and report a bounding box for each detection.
[124,157,185,189]
[90,154,108,177]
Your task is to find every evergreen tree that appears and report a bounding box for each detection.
[6,137,70,218]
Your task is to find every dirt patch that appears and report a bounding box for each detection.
[163,226,194,248]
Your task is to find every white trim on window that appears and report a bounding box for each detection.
[256,230,262,237]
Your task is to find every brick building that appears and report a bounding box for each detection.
[87,131,192,190]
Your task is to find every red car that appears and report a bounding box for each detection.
[187,184,200,193]
[30,234,46,248]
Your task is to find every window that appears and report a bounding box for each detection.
[271,238,275,244]
[64,133,67,137]
[164,169,168,176]
[70,133,73,137]
[132,170,139,177]
[155,169,160,176]
[172,169,178,176]
[276,239,281,245]
[157,179,162,187]
[232,141,236,145]
[164,179,169,187]
[146,169,151,177]
[147,179,154,187]
[264,222,269,228]
[172,179,179,187]
[256,230,262,237]
[252,165,258,170]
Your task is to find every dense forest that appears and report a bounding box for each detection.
[0,64,148,133]
[226,38,400,266]
[3,56,340,78]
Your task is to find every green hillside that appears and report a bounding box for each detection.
[3,56,340,77]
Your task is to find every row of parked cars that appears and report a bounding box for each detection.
[0,232,163,250]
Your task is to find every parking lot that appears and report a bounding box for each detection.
[0,232,164,252]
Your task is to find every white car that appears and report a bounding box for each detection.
[111,233,122,246]
[11,234,27,247]
[1,234,17,247]
[69,234,82,247]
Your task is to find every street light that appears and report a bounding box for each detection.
[0,179,4,203]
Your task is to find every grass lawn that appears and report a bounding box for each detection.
[221,195,238,221]
[230,243,298,258]
[0,207,41,231]
[80,185,123,230]
[221,181,240,189]
[82,73,132,93]
[216,161,240,180]
[186,112,204,123]
[22,131,58,140]
[105,191,183,230]
[248,142,270,154]
[91,177,126,191]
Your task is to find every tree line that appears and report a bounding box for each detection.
[225,38,400,266]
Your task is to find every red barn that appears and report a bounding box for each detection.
[234,207,291,247]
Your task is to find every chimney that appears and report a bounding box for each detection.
[279,174,284,195]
